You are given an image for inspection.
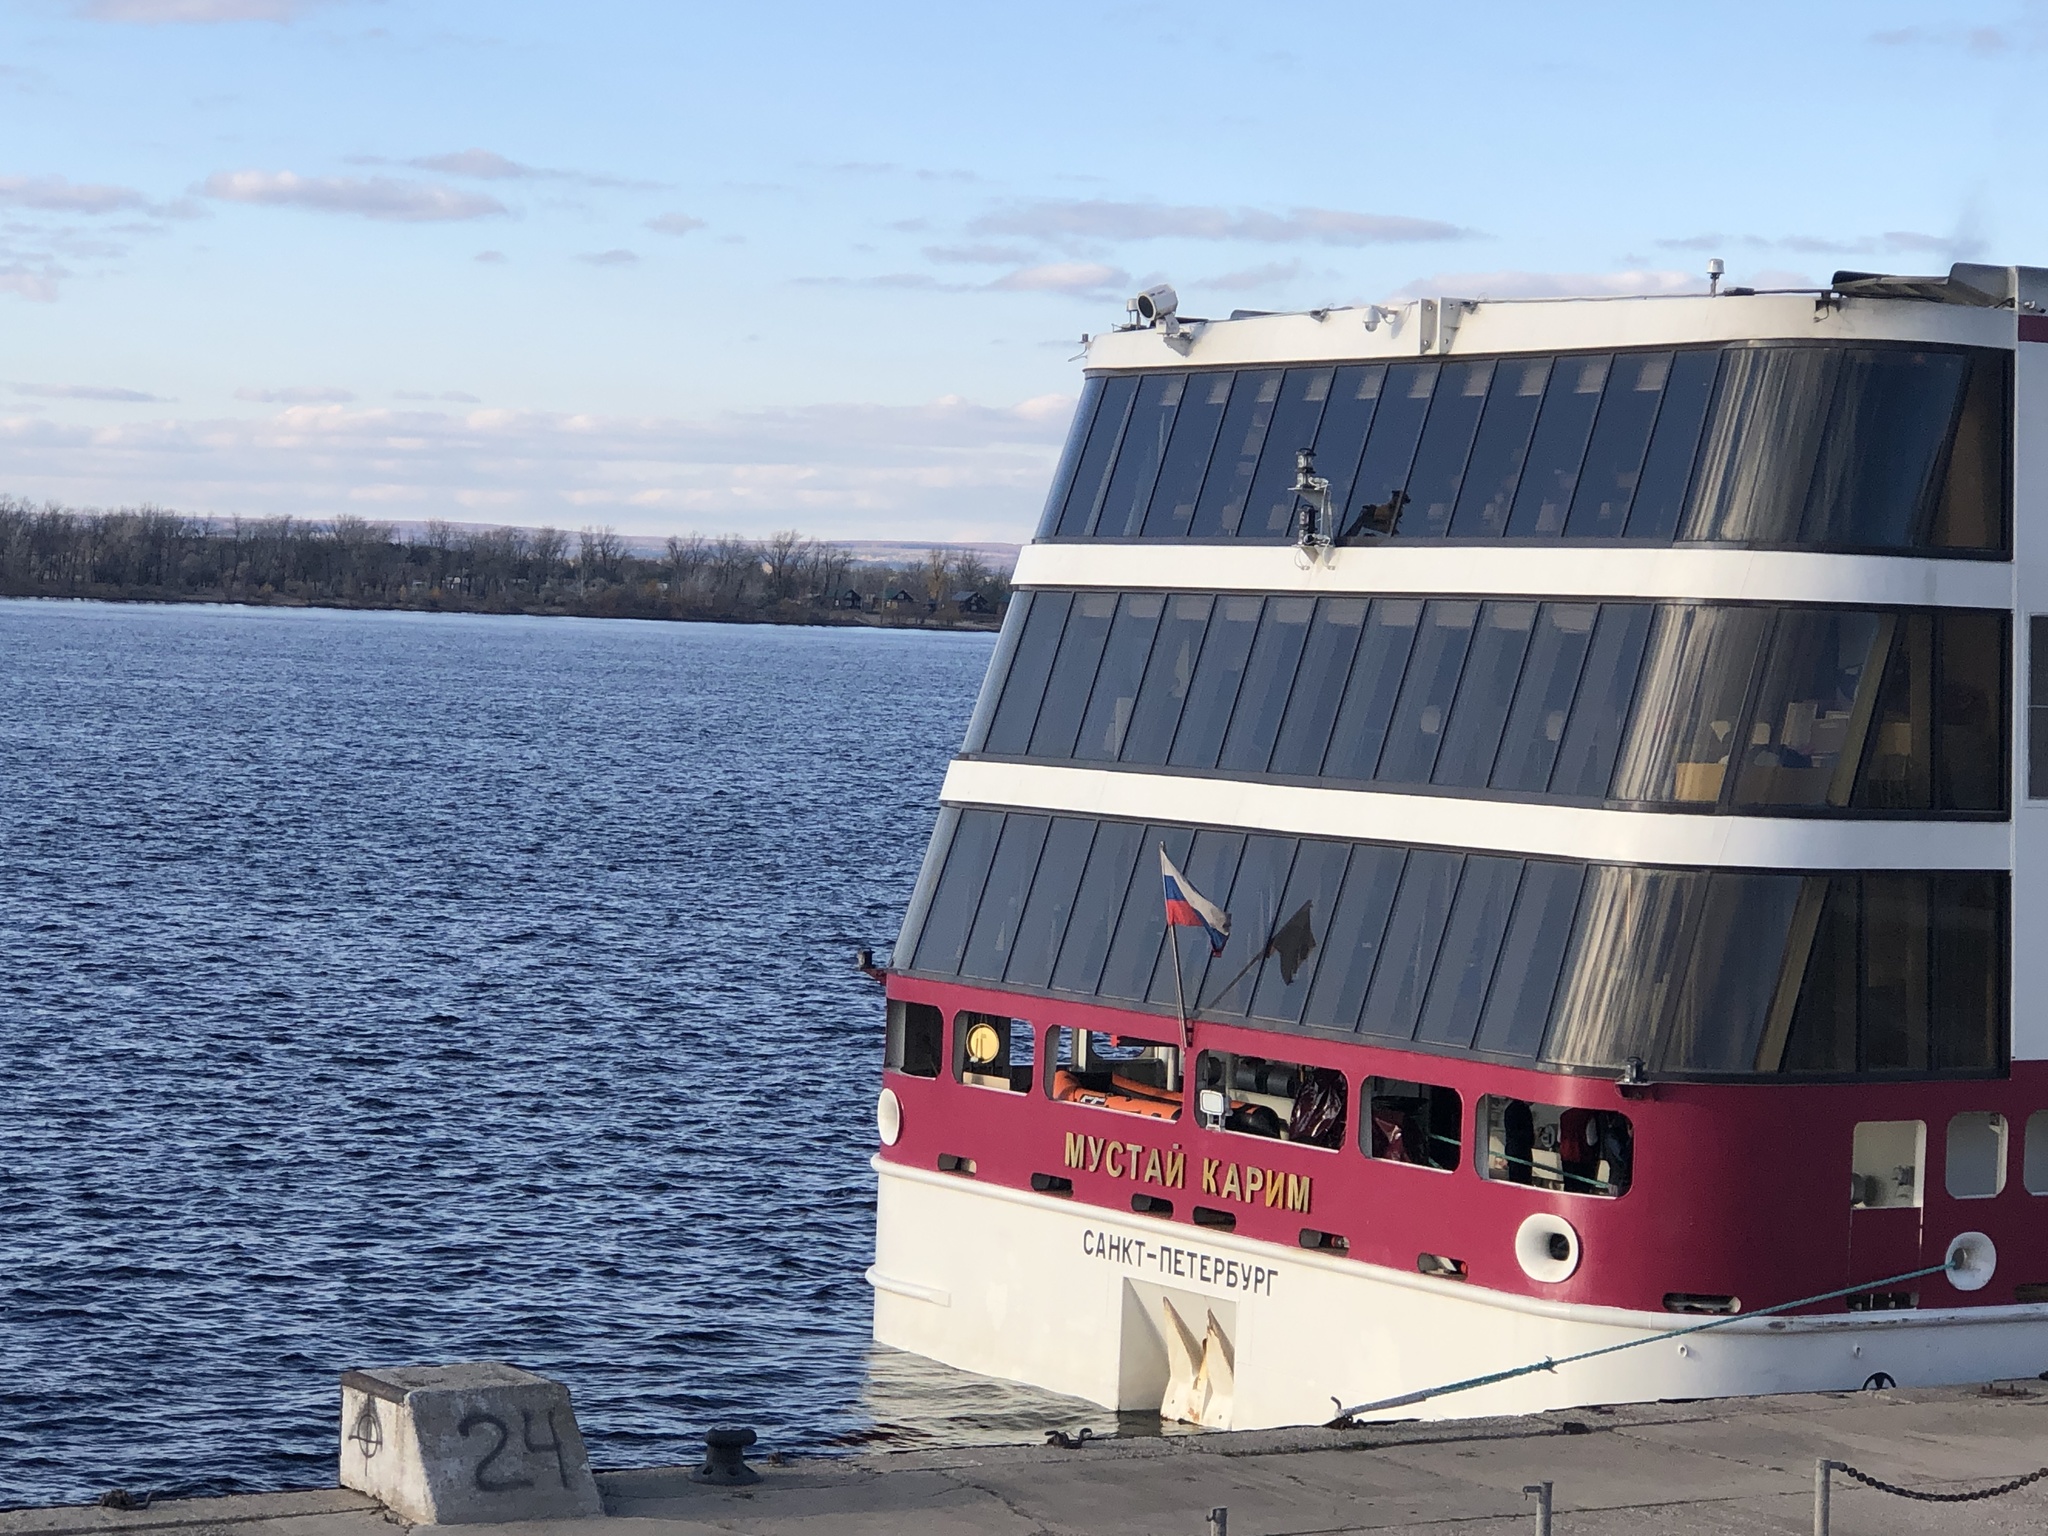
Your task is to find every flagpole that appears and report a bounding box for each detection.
[1170,922,1192,1051]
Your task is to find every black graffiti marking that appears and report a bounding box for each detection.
[522,1407,573,1489]
[458,1411,534,1493]
[348,1402,383,1459]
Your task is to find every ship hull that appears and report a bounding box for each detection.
[872,1158,2048,1427]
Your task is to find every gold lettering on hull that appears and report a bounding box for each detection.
[1062,1137,1308,1211]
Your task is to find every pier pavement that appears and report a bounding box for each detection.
[7,1383,2048,1535]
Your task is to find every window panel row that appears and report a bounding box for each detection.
[979,591,2007,815]
[1038,344,2008,554]
[904,809,2007,1080]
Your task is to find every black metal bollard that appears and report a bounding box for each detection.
[692,1426,762,1486]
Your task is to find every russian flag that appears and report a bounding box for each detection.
[1160,847,1231,957]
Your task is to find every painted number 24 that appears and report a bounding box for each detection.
[457,1408,574,1492]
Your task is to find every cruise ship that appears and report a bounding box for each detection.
[867,261,2043,1429]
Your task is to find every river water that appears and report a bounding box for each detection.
[0,599,1111,1510]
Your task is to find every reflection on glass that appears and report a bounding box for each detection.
[1167,595,1262,769]
[1358,850,1463,1040]
[1930,354,2008,550]
[1269,599,1368,777]
[1314,366,1386,528]
[1434,602,1536,788]
[1218,597,1314,772]
[1035,376,1105,539]
[1189,370,1280,536]
[1802,351,1966,547]
[1625,349,1720,540]
[1094,824,1198,1001]
[1048,819,1146,995]
[1188,834,1297,1015]
[983,591,1069,755]
[1507,354,1607,536]
[1301,845,1408,1031]
[1238,368,1334,538]
[1405,359,1494,536]
[1731,610,1885,808]
[1351,363,1437,531]
[1142,372,1232,537]
[1450,356,1549,537]
[1120,593,1212,764]
[1073,593,1164,762]
[1248,838,1352,1025]
[1054,374,1136,536]
[1936,611,2006,811]
[1610,607,1771,804]
[1027,591,1117,759]
[1004,817,1096,988]
[1684,348,1841,542]
[913,809,1006,974]
[1565,352,1669,538]
[1415,856,1524,1049]
[1095,373,1184,538]
[961,814,1053,979]
[1491,604,1596,792]
[1323,600,1422,780]
[1474,860,1585,1058]
[1377,601,1478,784]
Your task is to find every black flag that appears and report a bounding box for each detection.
[1269,901,1317,984]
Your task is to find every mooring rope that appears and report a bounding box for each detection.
[1329,1259,1952,1422]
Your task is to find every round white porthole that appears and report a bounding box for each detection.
[1515,1212,1581,1283]
[1945,1230,1996,1292]
[876,1087,903,1147]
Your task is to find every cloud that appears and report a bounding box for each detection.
[645,212,706,236]
[393,391,478,401]
[0,264,64,302]
[1197,260,1310,290]
[14,382,164,402]
[1871,23,2023,54]
[1656,229,1986,262]
[0,175,150,214]
[0,394,1077,542]
[202,170,507,222]
[970,199,1475,247]
[924,242,1035,265]
[474,249,506,263]
[78,0,320,19]
[1390,269,1701,300]
[350,148,664,191]
[236,385,355,403]
[579,248,638,266]
[988,261,1128,295]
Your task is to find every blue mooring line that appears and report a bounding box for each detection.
[1332,1259,1954,1421]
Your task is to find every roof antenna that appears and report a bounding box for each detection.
[1707,257,1725,297]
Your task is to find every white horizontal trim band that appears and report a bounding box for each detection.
[864,1265,951,1307]
[1011,543,2013,610]
[940,759,2011,872]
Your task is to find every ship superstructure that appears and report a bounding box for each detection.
[869,263,2048,1427]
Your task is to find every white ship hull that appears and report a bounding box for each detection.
[871,1159,2048,1428]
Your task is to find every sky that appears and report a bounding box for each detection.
[0,0,2039,544]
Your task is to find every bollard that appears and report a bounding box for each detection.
[1206,1508,1227,1536]
[691,1427,761,1487]
[1814,1459,1838,1536]
[1522,1481,1552,1536]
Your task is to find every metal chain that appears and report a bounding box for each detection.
[1832,1462,2048,1503]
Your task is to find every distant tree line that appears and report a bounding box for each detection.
[0,499,1011,627]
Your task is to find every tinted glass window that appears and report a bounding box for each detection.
[1248,837,1352,1025]
[1121,593,1212,764]
[1659,872,1803,1072]
[1565,352,1670,538]
[1269,598,1368,777]
[1054,373,1135,536]
[1414,855,1525,1050]
[1358,850,1463,1040]
[1684,347,1842,543]
[1142,371,1232,537]
[1491,603,1597,793]
[1049,818,1145,995]
[1929,353,2008,551]
[1376,601,1478,784]
[1168,595,1262,768]
[1096,373,1184,538]
[1782,877,1858,1072]
[1936,611,2006,811]
[1404,359,1493,537]
[1474,859,1586,1059]
[1004,817,1096,988]
[1102,825,1222,1002]
[1314,365,1387,529]
[2032,614,2048,799]
[1434,602,1536,788]
[1852,614,1934,810]
[1189,369,1280,537]
[1802,350,1966,548]
[1036,377,1105,539]
[1302,845,1407,1031]
[1732,609,1885,808]
[1350,363,1437,534]
[1238,368,1335,539]
[1450,356,1549,537]
[961,814,1052,980]
[983,590,1069,755]
[1189,834,1297,1015]
[1073,593,1164,762]
[1610,606,1772,805]
[1545,866,1700,1068]
[1323,600,1421,780]
[912,809,1005,975]
[1625,348,1720,540]
[1930,872,2003,1071]
[1507,354,1607,536]
[1862,874,1931,1071]
[1027,591,1116,758]
[1218,596,1315,772]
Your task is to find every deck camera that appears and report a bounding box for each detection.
[1129,284,1178,326]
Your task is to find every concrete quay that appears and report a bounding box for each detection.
[9,1383,2048,1536]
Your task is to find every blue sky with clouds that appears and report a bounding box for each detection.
[0,0,2036,541]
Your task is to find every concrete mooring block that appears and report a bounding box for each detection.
[339,1362,604,1525]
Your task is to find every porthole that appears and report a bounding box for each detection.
[1515,1212,1580,1283]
